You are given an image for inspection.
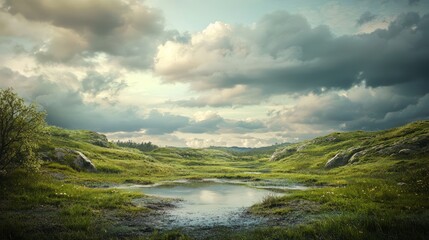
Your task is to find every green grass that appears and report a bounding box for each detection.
[1,121,428,239]
[225,213,429,240]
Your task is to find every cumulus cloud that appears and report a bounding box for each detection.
[172,85,265,107]
[0,67,189,134]
[1,2,428,148]
[266,83,428,132]
[81,71,126,96]
[141,110,189,135]
[179,112,224,133]
[178,111,265,134]
[155,11,429,106]
[182,133,282,148]
[2,0,169,68]
[0,68,265,136]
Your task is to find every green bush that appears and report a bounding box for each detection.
[0,88,46,175]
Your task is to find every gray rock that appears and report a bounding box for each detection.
[312,136,340,144]
[74,151,97,172]
[376,134,429,156]
[349,150,368,164]
[296,143,309,152]
[325,152,349,169]
[270,147,297,161]
[325,147,364,169]
[55,149,66,160]
[46,148,97,172]
[398,149,413,155]
[88,132,109,147]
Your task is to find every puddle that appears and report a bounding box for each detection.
[116,179,307,228]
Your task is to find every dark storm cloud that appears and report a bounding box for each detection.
[266,84,428,132]
[3,0,126,34]
[81,71,126,96]
[178,112,265,134]
[170,86,265,107]
[2,0,169,68]
[141,110,189,135]
[0,68,263,135]
[356,11,377,26]
[0,67,189,134]
[409,0,420,5]
[179,114,224,133]
[156,11,429,103]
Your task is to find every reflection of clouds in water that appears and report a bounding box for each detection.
[199,190,219,203]
[246,190,256,198]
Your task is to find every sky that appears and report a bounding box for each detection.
[0,0,428,148]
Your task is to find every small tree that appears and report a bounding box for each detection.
[0,88,46,174]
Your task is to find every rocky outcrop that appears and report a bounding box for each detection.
[270,147,297,161]
[74,151,97,172]
[42,148,97,172]
[270,142,311,161]
[325,147,363,169]
[398,149,413,155]
[325,152,349,169]
[270,124,428,168]
[325,134,429,169]
[87,131,109,147]
[349,150,368,164]
[312,136,340,144]
[376,134,429,156]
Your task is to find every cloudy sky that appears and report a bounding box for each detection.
[1,0,428,147]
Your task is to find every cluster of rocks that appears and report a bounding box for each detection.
[324,147,365,169]
[86,131,109,148]
[40,148,97,172]
[311,136,340,144]
[325,134,429,169]
[270,132,428,169]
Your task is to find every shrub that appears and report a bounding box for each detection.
[0,88,46,174]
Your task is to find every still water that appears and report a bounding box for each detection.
[118,179,304,227]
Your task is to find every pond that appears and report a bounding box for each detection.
[116,179,307,228]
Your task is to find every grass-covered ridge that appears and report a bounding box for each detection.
[1,121,428,239]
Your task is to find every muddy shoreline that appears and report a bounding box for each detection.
[100,178,314,238]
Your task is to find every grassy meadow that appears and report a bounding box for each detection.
[1,121,428,239]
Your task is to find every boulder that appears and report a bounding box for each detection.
[296,143,309,152]
[376,134,429,156]
[325,147,363,169]
[325,152,349,169]
[349,150,367,164]
[74,151,97,172]
[270,147,297,161]
[398,149,413,155]
[87,131,109,147]
[45,148,97,172]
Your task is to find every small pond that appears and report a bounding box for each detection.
[116,179,307,228]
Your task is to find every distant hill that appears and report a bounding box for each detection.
[209,142,291,155]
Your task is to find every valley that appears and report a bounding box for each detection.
[1,121,429,239]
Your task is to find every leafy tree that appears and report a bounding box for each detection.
[0,88,46,174]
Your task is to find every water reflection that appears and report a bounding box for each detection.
[199,190,219,203]
[139,181,284,227]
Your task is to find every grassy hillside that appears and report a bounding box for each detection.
[247,121,429,239]
[0,121,428,239]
